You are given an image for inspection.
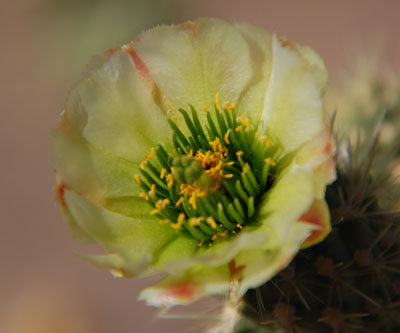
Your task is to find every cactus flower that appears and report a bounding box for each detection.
[51,18,335,307]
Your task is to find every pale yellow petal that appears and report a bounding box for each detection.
[233,22,273,124]
[133,18,254,124]
[51,128,142,200]
[259,34,328,153]
[63,189,176,276]
[257,164,316,247]
[139,264,230,306]
[65,48,172,163]
[299,198,332,248]
[235,221,313,296]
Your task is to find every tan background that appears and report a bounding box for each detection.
[1,0,399,332]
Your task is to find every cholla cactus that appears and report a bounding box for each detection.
[327,56,400,164]
[51,17,335,321]
[239,57,400,332]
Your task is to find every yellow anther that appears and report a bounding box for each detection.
[153,199,169,212]
[150,184,156,196]
[198,240,204,247]
[242,166,248,173]
[229,102,235,110]
[209,137,221,151]
[188,148,194,157]
[207,216,217,229]
[211,230,228,239]
[189,218,200,227]
[236,223,243,229]
[160,168,167,179]
[215,93,221,111]
[266,157,276,166]
[151,208,160,215]
[223,173,234,179]
[224,101,230,109]
[235,125,242,132]
[179,183,207,198]
[238,113,251,129]
[171,213,185,230]
[170,222,182,230]
[189,193,197,210]
[202,103,211,111]
[179,184,188,195]
[139,192,149,201]
[256,132,262,138]
[178,213,186,224]
[161,198,170,209]
[160,219,169,225]
[166,173,174,187]
[144,148,155,160]
[178,143,236,198]
[134,174,142,185]
[224,132,230,144]
[209,137,227,157]
[236,151,244,157]
[140,161,147,170]
[175,196,184,207]
[211,230,229,241]
[264,135,271,148]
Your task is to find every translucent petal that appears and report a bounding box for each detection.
[132,18,254,125]
[258,34,328,153]
[257,164,315,247]
[235,221,313,296]
[292,129,336,198]
[51,128,104,199]
[139,264,231,306]
[65,49,172,163]
[63,189,176,276]
[140,221,315,306]
[55,183,94,243]
[299,198,332,248]
[51,128,141,200]
[233,22,273,124]
[154,237,199,271]
[78,253,126,272]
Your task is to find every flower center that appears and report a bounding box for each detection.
[134,95,278,246]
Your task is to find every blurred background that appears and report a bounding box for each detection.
[1,0,399,332]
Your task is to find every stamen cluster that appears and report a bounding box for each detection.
[134,95,279,246]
